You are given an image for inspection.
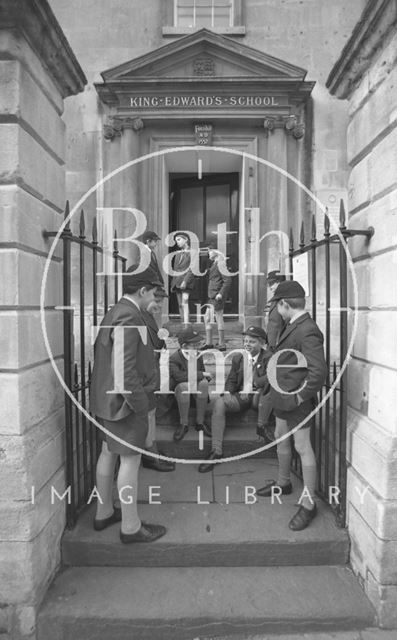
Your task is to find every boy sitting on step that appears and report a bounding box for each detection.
[199,325,271,473]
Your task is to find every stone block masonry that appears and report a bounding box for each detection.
[0,1,86,638]
[327,0,397,628]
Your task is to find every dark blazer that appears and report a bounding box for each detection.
[169,349,205,391]
[141,309,166,352]
[269,312,327,416]
[265,300,285,351]
[170,250,195,291]
[149,249,164,286]
[90,298,157,421]
[207,261,232,300]
[225,348,271,395]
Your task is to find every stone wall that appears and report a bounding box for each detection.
[327,0,397,628]
[0,1,85,638]
[50,0,366,229]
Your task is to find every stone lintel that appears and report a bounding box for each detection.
[326,0,397,99]
[0,0,87,98]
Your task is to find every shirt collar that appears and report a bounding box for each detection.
[289,310,307,324]
[123,295,140,310]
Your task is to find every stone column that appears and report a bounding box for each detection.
[327,0,397,628]
[0,1,86,638]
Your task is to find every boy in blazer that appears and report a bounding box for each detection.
[140,287,175,472]
[170,233,195,325]
[199,326,271,473]
[257,280,327,531]
[202,246,232,351]
[90,266,167,543]
[169,328,212,442]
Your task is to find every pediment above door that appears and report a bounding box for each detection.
[95,29,314,116]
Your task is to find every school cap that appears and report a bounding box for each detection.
[271,280,306,300]
[177,328,203,346]
[123,265,163,292]
[154,286,168,298]
[267,270,286,283]
[242,325,268,341]
[174,232,190,242]
[141,230,160,243]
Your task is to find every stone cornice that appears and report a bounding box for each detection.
[326,0,397,99]
[0,0,87,98]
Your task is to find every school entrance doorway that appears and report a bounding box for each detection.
[169,172,239,317]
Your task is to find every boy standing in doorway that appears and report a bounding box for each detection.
[257,280,327,531]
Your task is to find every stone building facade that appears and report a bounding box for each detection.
[327,0,397,628]
[2,0,397,637]
[0,1,86,638]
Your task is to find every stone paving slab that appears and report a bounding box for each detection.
[63,459,348,568]
[210,631,396,640]
[37,566,375,640]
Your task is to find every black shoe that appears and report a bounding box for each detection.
[120,523,167,544]
[289,503,317,531]
[142,455,175,472]
[93,507,122,531]
[215,344,227,351]
[142,443,175,471]
[195,423,212,437]
[173,424,188,442]
[256,424,275,441]
[200,343,214,351]
[198,450,222,473]
[257,480,293,497]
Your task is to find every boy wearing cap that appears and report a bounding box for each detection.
[140,287,175,472]
[199,326,271,473]
[140,230,164,286]
[90,266,167,543]
[257,270,287,442]
[169,328,212,442]
[257,280,327,531]
[265,270,286,351]
[170,233,195,326]
[202,246,232,351]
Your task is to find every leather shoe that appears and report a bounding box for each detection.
[142,443,175,471]
[198,450,222,473]
[93,507,122,531]
[173,424,188,441]
[195,423,211,437]
[215,344,226,351]
[120,523,167,544]
[142,455,175,472]
[289,503,317,531]
[200,343,214,351]
[257,480,293,497]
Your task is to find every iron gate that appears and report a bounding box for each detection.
[46,202,126,528]
[289,199,373,527]
[48,199,372,528]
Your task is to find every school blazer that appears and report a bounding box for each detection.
[90,298,157,421]
[170,250,195,291]
[225,348,271,395]
[169,349,205,390]
[265,300,286,351]
[207,261,232,300]
[269,312,327,413]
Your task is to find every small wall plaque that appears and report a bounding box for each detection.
[194,123,213,145]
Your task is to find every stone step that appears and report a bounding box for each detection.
[62,460,349,568]
[37,565,375,640]
[156,406,276,459]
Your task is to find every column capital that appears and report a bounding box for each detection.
[263,116,305,140]
[103,117,144,140]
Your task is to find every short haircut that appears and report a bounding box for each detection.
[283,297,306,310]
[123,282,156,295]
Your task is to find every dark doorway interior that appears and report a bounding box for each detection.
[169,173,239,316]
